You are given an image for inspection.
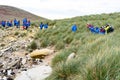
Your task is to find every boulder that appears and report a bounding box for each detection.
[15,65,52,80]
[30,49,54,59]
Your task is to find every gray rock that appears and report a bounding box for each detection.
[1,47,13,54]
[0,51,3,57]
[0,62,3,68]
[15,65,52,80]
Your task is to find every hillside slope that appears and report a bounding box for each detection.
[31,12,120,80]
[0,5,47,22]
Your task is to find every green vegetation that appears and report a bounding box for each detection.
[20,32,27,37]
[14,31,19,35]
[33,12,120,80]
[27,41,37,51]
[0,43,5,47]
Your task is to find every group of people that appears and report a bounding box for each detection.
[39,22,48,30]
[0,19,114,34]
[87,23,114,34]
[0,20,13,27]
[0,18,49,30]
[0,18,31,30]
[71,23,114,34]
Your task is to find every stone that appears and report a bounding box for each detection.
[0,51,3,57]
[21,58,27,65]
[0,62,3,68]
[15,65,52,80]
[30,49,54,59]
[66,53,76,62]
[1,47,13,53]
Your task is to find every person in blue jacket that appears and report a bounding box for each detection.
[23,18,27,23]
[40,22,44,30]
[89,27,95,33]
[94,27,100,33]
[71,24,77,32]
[25,22,29,30]
[44,23,48,29]
[23,18,27,27]
[16,20,20,28]
[14,18,17,26]
[7,21,11,27]
[9,20,13,27]
[1,21,6,27]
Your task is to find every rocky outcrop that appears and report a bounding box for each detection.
[0,27,54,80]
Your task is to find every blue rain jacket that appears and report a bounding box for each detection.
[71,24,77,32]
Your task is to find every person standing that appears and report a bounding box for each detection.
[71,24,77,32]
[40,22,44,30]
[14,18,17,26]
[44,23,48,29]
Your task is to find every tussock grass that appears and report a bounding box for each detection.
[82,52,120,80]
[31,12,120,80]
[27,41,37,51]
